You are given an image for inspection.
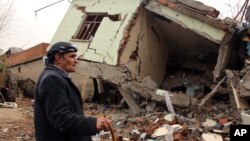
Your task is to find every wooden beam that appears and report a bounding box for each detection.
[199,76,226,107]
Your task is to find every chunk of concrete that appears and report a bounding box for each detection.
[241,110,250,125]
[170,93,191,107]
[164,114,176,123]
[201,133,222,141]
[202,119,217,128]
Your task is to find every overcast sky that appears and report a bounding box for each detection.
[0,0,246,52]
[0,0,70,52]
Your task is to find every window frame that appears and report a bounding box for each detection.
[74,13,107,41]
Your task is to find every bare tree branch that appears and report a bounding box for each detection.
[0,0,15,36]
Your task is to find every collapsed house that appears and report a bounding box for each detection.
[43,0,248,113]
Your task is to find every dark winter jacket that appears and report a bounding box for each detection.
[34,66,97,141]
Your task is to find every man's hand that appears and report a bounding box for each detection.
[96,117,112,131]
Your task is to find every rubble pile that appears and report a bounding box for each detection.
[0,95,244,141]
[85,97,241,141]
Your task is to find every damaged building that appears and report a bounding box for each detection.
[44,0,245,113]
[2,43,49,100]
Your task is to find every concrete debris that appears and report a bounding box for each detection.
[163,114,175,123]
[190,127,201,137]
[169,92,197,107]
[154,89,198,107]
[223,121,233,127]
[146,102,157,112]
[152,126,168,138]
[171,124,183,132]
[99,131,111,140]
[201,132,223,141]
[241,110,250,125]
[0,128,9,133]
[122,137,130,141]
[131,129,141,136]
[142,76,158,90]
[152,124,173,141]
[202,119,217,128]
[0,102,18,108]
[239,70,250,96]
[225,69,250,110]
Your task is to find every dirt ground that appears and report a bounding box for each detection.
[0,99,34,141]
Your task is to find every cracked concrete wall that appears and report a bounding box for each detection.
[138,10,170,85]
[84,17,125,64]
[74,61,130,84]
[50,0,142,65]
[119,9,170,85]
[48,0,143,100]
[67,60,132,101]
[50,1,86,50]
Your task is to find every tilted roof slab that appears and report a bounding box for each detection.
[145,0,231,44]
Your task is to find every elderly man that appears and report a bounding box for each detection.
[34,42,111,141]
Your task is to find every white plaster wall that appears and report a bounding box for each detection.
[50,0,142,65]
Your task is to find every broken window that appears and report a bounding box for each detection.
[75,13,106,40]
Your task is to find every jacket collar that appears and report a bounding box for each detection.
[45,65,71,79]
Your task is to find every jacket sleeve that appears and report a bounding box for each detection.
[38,74,97,136]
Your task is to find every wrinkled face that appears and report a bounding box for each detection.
[54,52,78,73]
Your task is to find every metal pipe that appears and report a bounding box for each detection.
[34,0,65,16]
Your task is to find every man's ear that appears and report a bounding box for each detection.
[54,53,64,64]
